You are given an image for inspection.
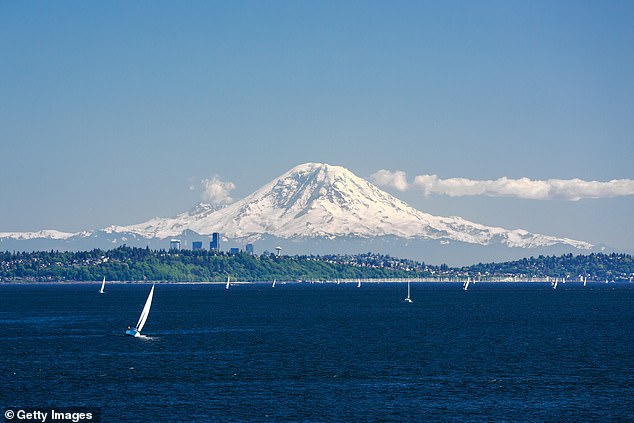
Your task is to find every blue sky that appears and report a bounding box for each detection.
[1,1,633,250]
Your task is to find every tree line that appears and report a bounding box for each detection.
[0,247,431,282]
[0,247,632,282]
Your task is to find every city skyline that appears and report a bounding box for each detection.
[1,1,633,251]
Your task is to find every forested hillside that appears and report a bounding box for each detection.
[0,247,632,282]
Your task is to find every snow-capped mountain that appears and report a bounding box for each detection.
[105,162,591,249]
[0,162,598,264]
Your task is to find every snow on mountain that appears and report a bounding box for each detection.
[108,163,593,250]
[102,202,224,239]
[0,230,77,241]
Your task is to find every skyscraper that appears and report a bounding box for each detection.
[169,239,181,250]
[192,241,203,251]
[210,232,221,252]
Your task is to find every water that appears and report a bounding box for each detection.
[1,282,633,422]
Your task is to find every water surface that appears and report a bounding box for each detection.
[1,282,632,421]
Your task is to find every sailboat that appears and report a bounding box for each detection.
[404,281,413,303]
[272,279,276,288]
[583,276,587,287]
[99,277,106,294]
[552,278,558,289]
[226,275,231,290]
[357,280,361,288]
[463,277,471,291]
[126,284,155,337]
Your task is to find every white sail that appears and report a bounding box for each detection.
[463,277,470,291]
[583,277,587,287]
[404,281,413,302]
[99,277,106,294]
[136,284,155,333]
[357,280,361,288]
[226,276,231,290]
[553,278,558,289]
[272,279,276,288]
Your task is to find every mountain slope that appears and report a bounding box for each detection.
[108,163,592,250]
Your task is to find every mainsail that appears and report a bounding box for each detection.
[136,284,155,332]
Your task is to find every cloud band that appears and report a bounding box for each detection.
[371,170,634,201]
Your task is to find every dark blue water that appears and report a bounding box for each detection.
[1,282,633,422]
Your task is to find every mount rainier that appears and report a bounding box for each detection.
[0,163,595,265]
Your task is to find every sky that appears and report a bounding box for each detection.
[1,0,633,251]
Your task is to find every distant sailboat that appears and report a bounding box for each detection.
[272,279,276,288]
[583,277,587,287]
[357,280,361,288]
[463,277,471,291]
[404,281,413,303]
[99,277,106,294]
[553,278,558,289]
[226,275,231,290]
[126,284,155,337]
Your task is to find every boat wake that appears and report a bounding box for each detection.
[136,334,156,341]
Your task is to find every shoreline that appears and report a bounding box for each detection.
[0,279,627,285]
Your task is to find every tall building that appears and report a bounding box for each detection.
[169,239,181,250]
[210,232,221,252]
[192,241,203,251]
[245,243,254,255]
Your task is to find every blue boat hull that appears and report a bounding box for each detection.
[125,329,140,337]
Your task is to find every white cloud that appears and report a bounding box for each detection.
[372,170,634,201]
[201,175,236,205]
[370,170,409,191]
